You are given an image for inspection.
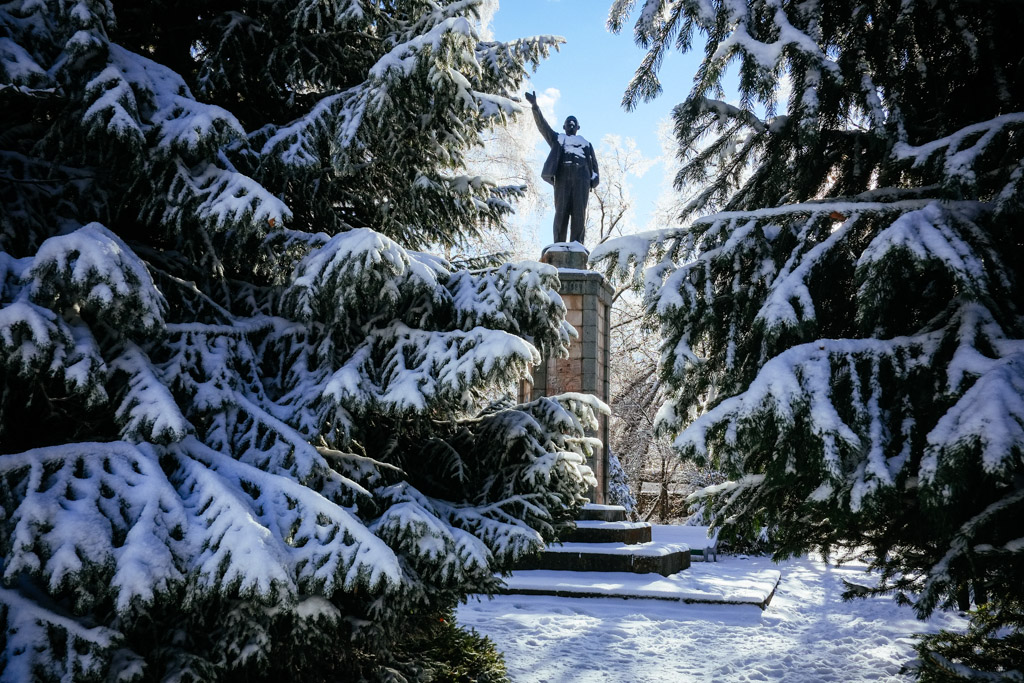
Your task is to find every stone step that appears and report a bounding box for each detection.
[499,566,782,610]
[578,503,626,522]
[562,520,652,544]
[652,524,719,562]
[517,541,690,576]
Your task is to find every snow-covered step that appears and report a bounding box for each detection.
[562,519,652,544]
[577,503,626,522]
[652,524,719,562]
[518,541,691,576]
[500,565,782,609]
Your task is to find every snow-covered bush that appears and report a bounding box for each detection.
[0,1,595,680]
[605,450,637,514]
[909,600,1024,681]
[600,0,1023,677]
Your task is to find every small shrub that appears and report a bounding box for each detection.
[397,609,510,683]
[908,601,1024,682]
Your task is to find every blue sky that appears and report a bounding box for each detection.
[488,0,706,237]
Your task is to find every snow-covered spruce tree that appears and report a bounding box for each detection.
[0,1,597,680]
[597,0,1023,676]
[605,450,637,514]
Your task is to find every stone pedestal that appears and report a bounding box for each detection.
[521,243,612,502]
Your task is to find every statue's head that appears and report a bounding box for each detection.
[563,116,579,135]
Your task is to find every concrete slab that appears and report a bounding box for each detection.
[500,562,782,609]
[564,520,652,544]
[543,541,686,556]
[517,541,691,575]
[653,524,720,561]
[578,503,626,522]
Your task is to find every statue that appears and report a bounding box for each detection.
[525,91,599,245]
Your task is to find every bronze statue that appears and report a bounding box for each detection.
[525,91,599,245]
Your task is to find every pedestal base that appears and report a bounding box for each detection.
[540,241,590,269]
[528,243,612,502]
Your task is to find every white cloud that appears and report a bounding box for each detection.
[537,87,561,121]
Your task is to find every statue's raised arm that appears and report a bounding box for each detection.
[524,91,599,245]
[525,91,558,147]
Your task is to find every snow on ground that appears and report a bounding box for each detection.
[458,551,966,682]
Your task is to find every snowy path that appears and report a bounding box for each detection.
[456,555,966,682]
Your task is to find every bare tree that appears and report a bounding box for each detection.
[588,134,655,245]
[591,133,725,521]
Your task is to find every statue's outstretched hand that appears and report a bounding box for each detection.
[524,91,537,107]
